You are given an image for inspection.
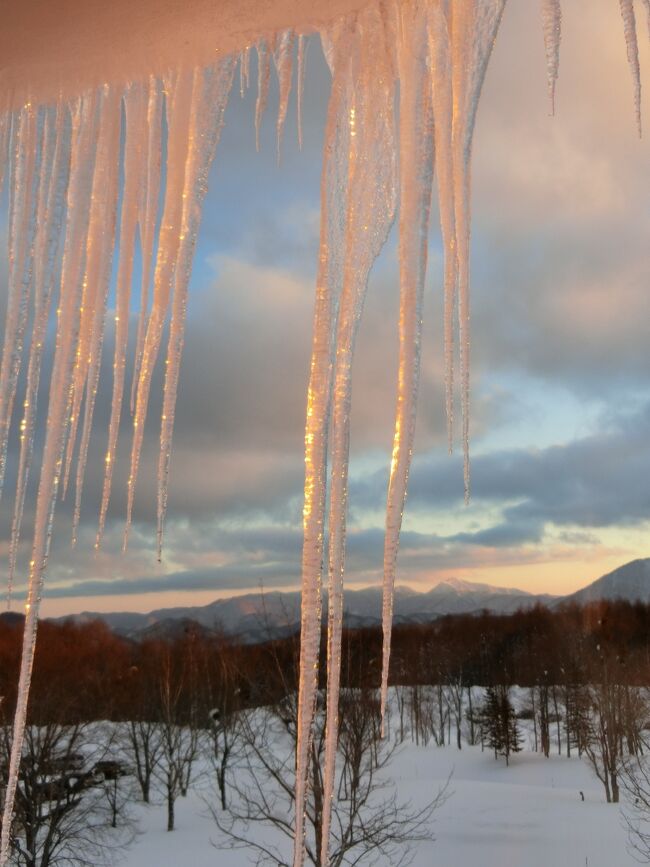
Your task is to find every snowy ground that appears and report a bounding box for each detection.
[123,738,637,867]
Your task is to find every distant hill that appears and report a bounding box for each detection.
[564,558,650,606]
[57,577,556,643]
[45,557,650,643]
[0,611,25,629]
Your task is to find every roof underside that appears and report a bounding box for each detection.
[1,0,371,111]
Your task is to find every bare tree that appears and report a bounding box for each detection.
[122,719,162,805]
[0,717,133,867]
[445,681,464,750]
[97,756,135,831]
[154,643,204,831]
[213,687,449,866]
[119,642,165,805]
[620,717,650,862]
[405,685,442,748]
[207,699,242,813]
[535,684,551,758]
[203,637,245,813]
[584,681,626,804]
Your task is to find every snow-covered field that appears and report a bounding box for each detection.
[124,738,636,867]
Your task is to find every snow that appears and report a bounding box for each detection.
[119,730,635,867]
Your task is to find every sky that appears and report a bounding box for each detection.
[3,0,650,616]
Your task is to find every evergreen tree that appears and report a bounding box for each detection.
[480,685,522,766]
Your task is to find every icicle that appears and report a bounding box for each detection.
[428,0,457,453]
[130,76,163,416]
[156,59,235,560]
[0,106,40,506]
[61,86,120,510]
[96,85,147,549]
[379,0,434,736]
[540,0,561,114]
[619,0,642,137]
[273,30,295,160]
[241,45,251,98]
[255,40,271,151]
[297,35,308,150]
[450,0,507,501]
[126,65,235,553]
[292,17,356,867]
[124,70,194,550]
[320,7,398,859]
[0,113,11,201]
[70,87,122,546]
[61,108,107,494]
[7,105,70,607]
[0,90,100,867]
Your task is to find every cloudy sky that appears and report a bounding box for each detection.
[4,0,650,616]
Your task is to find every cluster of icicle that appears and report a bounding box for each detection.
[0,0,646,864]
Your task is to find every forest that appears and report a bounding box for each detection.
[2,599,650,722]
[3,599,650,866]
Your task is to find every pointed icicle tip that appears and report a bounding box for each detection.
[619,0,643,138]
[540,0,561,117]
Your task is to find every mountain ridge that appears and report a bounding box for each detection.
[44,558,650,643]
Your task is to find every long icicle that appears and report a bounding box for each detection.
[70,87,122,545]
[0,106,40,505]
[297,35,308,150]
[451,0,507,502]
[540,0,562,114]
[255,40,271,151]
[618,0,642,137]
[0,90,100,867]
[7,105,71,607]
[319,5,398,861]
[379,0,434,735]
[293,16,356,867]
[130,76,163,416]
[273,30,295,161]
[124,69,196,550]
[240,46,251,98]
[62,86,121,502]
[96,84,147,548]
[429,0,457,453]
[0,113,11,202]
[156,59,235,561]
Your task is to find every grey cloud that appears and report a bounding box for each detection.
[450,520,544,548]
[30,562,301,599]
[354,402,650,533]
[465,0,650,395]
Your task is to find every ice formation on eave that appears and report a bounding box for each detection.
[0,0,645,864]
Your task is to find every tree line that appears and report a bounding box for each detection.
[3,598,650,865]
[2,598,650,724]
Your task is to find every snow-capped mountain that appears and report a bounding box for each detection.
[49,558,650,643]
[564,558,650,606]
[59,577,555,643]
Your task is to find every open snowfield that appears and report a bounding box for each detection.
[124,738,637,867]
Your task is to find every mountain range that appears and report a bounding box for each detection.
[47,557,650,644]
